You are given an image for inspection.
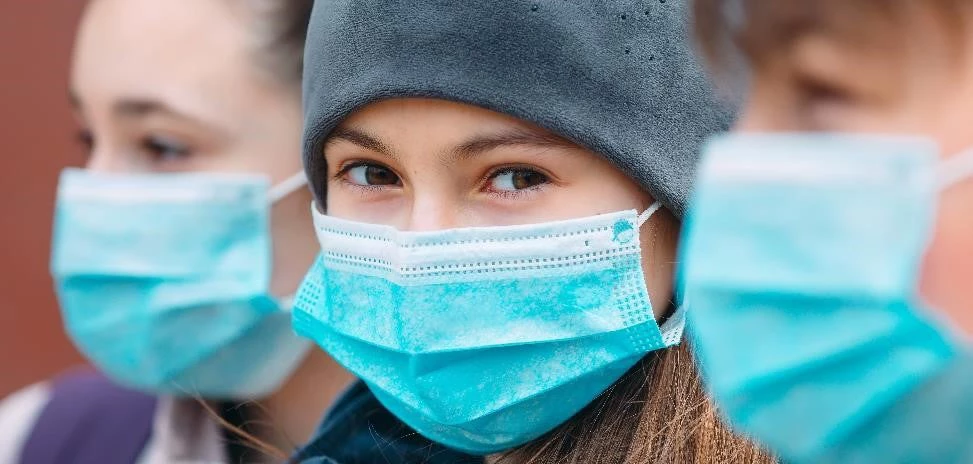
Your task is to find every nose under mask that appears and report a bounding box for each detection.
[680,133,973,463]
[293,202,685,454]
[51,169,312,399]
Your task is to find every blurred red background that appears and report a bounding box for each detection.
[0,1,87,397]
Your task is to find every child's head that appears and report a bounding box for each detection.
[296,0,772,461]
[695,0,973,328]
[71,0,316,295]
[697,2,969,139]
[302,1,732,217]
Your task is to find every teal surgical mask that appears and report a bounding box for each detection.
[679,133,973,463]
[294,203,684,454]
[52,168,311,399]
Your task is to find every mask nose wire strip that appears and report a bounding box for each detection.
[268,172,308,203]
[637,202,664,227]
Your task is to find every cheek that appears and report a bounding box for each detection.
[734,73,804,133]
[919,188,973,337]
[324,190,362,220]
[638,216,679,319]
[323,183,370,222]
[325,183,412,227]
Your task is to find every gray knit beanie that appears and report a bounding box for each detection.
[302,0,731,216]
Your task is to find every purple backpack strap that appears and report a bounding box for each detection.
[20,368,158,464]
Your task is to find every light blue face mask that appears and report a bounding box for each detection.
[51,168,312,399]
[679,133,973,463]
[293,203,684,455]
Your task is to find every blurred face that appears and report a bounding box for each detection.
[323,98,679,317]
[735,8,973,329]
[70,0,314,294]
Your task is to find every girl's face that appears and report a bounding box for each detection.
[324,98,679,317]
[735,9,973,329]
[70,0,313,294]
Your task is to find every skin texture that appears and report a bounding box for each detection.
[735,7,973,337]
[70,0,353,454]
[322,98,680,321]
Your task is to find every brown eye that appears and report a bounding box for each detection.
[76,129,94,152]
[345,163,401,186]
[75,129,95,163]
[142,135,192,162]
[786,37,870,130]
[796,76,853,107]
[489,168,549,191]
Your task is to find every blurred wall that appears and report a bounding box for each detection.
[0,1,87,397]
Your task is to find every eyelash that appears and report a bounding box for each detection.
[798,78,850,103]
[791,73,858,127]
[331,161,552,199]
[76,129,94,151]
[72,130,192,165]
[332,160,396,192]
[142,135,191,161]
[481,165,550,199]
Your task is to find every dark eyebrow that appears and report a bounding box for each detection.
[68,92,214,127]
[68,91,227,142]
[452,128,580,161]
[322,125,581,165]
[118,98,231,141]
[113,99,194,121]
[325,127,397,159]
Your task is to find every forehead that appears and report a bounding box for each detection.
[70,0,256,112]
[724,1,966,67]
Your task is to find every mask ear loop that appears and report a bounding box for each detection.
[636,200,684,345]
[268,172,308,203]
[659,301,687,346]
[936,149,973,191]
[637,201,664,227]
[268,172,308,308]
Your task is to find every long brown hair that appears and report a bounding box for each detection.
[489,203,771,464]
[209,0,314,458]
[496,342,774,464]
